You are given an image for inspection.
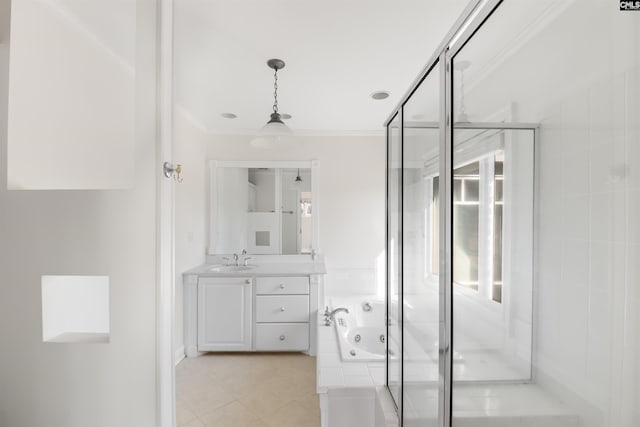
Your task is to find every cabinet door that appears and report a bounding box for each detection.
[197,277,252,351]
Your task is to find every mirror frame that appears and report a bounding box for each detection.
[207,160,320,256]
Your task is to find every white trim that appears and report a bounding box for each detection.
[213,160,313,169]
[157,0,175,426]
[311,160,321,254]
[174,346,185,366]
[275,168,282,254]
[173,104,386,137]
[210,128,386,137]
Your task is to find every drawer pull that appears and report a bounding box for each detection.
[280,283,286,289]
[280,335,286,341]
[280,306,286,312]
[245,279,251,284]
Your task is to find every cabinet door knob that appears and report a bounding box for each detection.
[280,283,285,289]
[245,279,251,284]
[279,335,285,341]
[280,306,285,312]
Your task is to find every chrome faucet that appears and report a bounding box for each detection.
[324,306,349,326]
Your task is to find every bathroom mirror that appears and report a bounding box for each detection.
[208,160,319,255]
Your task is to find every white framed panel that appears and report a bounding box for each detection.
[197,277,252,351]
[7,0,135,190]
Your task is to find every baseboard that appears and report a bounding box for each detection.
[174,346,185,366]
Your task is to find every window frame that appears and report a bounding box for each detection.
[426,148,506,311]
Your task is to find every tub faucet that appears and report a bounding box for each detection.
[324,306,349,326]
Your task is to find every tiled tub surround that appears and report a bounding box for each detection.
[317,294,534,385]
[318,296,580,426]
[317,318,385,392]
[317,308,386,427]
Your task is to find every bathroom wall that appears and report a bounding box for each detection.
[0,1,159,425]
[456,1,640,424]
[172,111,386,354]
[7,0,135,190]
[173,109,207,361]
[534,67,640,425]
[0,0,8,44]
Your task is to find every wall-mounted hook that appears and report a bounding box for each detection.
[163,162,183,183]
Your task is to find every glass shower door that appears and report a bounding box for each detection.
[402,63,441,426]
[449,0,640,425]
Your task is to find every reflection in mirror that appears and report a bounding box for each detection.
[279,169,312,255]
[210,164,312,255]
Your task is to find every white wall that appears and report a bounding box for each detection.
[172,112,386,354]
[0,0,9,44]
[535,68,640,425]
[204,134,386,291]
[458,1,640,424]
[0,2,158,426]
[173,109,207,359]
[7,0,135,190]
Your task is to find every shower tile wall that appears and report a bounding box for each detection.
[537,66,640,425]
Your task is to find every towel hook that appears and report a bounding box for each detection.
[163,162,183,183]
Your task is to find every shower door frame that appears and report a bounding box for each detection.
[387,119,538,423]
[382,1,544,426]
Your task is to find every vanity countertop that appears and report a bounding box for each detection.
[183,261,327,278]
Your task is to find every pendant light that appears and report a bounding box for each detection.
[294,169,303,184]
[250,59,293,148]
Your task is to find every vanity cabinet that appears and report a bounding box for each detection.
[255,276,310,351]
[197,277,252,351]
[183,266,323,358]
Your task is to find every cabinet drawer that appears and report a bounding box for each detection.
[256,276,309,295]
[255,323,309,351]
[256,295,309,323]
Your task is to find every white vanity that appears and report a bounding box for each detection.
[183,159,325,357]
[183,257,326,357]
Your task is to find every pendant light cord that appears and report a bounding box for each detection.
[273,68,279,114]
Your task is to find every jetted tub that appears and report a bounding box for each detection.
[330,298,387,362]
[328,297,443,364]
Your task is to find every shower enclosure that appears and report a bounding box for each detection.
[385,1,640,426]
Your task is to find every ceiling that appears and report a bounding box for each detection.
[174,0,470,134]
[6,0,470,134]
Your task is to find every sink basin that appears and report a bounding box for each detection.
[208,264,257,272]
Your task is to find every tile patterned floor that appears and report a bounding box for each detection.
[176,353,320,427]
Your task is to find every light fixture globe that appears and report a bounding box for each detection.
[250,134,298,149]
[260,112,292,135]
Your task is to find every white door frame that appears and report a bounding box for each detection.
[157,0,175,426]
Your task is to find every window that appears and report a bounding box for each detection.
[453,161,481,291]
[429,151,504,303]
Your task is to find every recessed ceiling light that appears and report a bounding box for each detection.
[281,114,292,120]
[221,113,237,119]
[371,91,390,100]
